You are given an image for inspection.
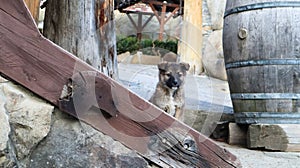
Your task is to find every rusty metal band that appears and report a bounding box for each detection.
[224,1,300,17]
[225,59,300,69]
[231,93,300,100]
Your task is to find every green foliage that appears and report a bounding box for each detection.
[140,39,153,48]
[153,40,178,55]
[116,36,178,55]
[116,36,139,54]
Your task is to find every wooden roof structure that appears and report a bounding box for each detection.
[0,0,241,167]
[115,0,184,14]
[116,0,183,40]
[120,3,155,40]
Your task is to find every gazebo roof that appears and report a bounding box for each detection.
[114,0,184,15]
[121,2,153,14]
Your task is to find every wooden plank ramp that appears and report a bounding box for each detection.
[0,0,241,167]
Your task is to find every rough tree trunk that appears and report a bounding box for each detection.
[43,0,118,79]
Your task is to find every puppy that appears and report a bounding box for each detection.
[150,62,190,120]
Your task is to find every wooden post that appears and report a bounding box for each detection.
[24,0,40,23]
[179,0,203,75]
[0,1,241,167]
[137,13,143,40]
[158,1,167,40]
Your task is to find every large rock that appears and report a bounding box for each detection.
[0,77,10,165]
[205,0,226,30]
[30,109,150,167]
[0,108,10,165]
[0,76,54,167]
[202,0,227,80]
[202,30,227,80]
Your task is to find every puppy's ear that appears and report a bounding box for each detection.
[180,62,190,71]
[158,62,168,71]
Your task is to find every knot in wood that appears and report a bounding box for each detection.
[162,138,167,144]
[183,136,197,152]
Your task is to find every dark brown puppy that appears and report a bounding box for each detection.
[150,62,190,120]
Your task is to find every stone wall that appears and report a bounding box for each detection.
[0,76,150,167]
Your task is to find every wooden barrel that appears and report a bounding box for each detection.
[223,0,300,124]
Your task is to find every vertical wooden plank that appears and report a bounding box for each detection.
[137,13,143,40]
[179,0,202,75]
[24,0,40,23]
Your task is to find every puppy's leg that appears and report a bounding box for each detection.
[174,106,183,121]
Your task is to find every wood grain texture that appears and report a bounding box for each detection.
[223,0,300,122]
[179,0,203,75]
[0,0,241,167]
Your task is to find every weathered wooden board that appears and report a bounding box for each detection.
[0,0,241,167]
[248,124,300,152]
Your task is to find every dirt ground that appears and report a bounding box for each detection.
[118,63,300,168]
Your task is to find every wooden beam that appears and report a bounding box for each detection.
[137,13,143,40]
[127,13,138,29]
[158,2,167,40]
[142,0,180,8]
[165,7,180,23]
[142,14,154,30]
[148,3,161,22]
[248,124,300,152]
[0,1,241,167]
